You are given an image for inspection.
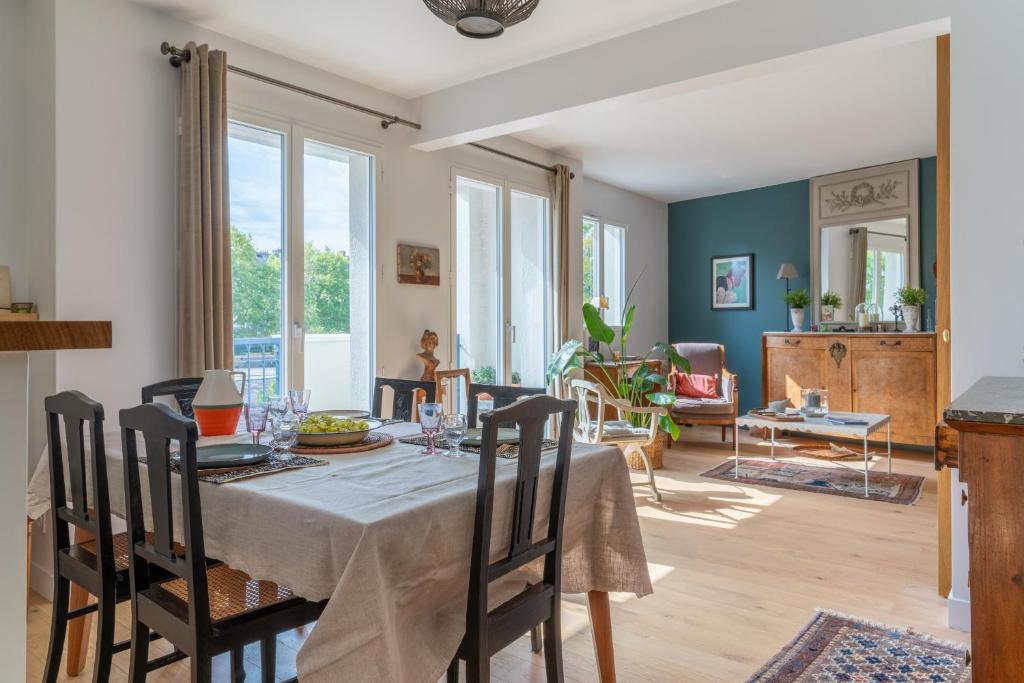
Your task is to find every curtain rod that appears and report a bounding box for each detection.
[160,42,420,130]
[161,42,573,178]
[468,142,575,180]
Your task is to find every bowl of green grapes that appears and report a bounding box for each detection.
[296,413,382,447]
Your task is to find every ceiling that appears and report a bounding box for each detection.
[515,38,937,203]
[132,0,734,98]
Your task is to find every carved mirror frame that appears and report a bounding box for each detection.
[809,159,920,324]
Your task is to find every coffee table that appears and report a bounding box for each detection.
[733,412,892,497]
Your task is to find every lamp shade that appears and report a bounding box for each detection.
[776,263,798,279]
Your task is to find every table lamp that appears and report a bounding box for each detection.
[776,263,798,330]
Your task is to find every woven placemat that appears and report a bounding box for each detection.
[290,431,394,455]
[146,452,329,484]
[398,434,558,459]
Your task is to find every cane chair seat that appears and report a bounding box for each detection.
[152,563,297,622]
[77,531,185,572]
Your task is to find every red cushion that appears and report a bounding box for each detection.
[675,373,719,399]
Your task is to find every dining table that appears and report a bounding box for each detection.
[26,420,653,682]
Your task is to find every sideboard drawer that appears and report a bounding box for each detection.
[765,335,828,350]
[849,336,935,352]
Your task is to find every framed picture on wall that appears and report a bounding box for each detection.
[397,243,441,285]
[711,254,755,310]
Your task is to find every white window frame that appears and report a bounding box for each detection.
[450,166,553,385]
[227,104,380,402]
[583,215,628,327]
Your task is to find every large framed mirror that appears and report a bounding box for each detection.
[810,160,920,324]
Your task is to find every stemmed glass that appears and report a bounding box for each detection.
[267,394,290,421]
[418,403,443,455]
[270,415,299,460]
[289,388,311,420]
[443,413,468,457]
[244,402,270,446]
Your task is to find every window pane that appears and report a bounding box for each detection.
[228,122,285,403]
[302,138,374,411]
[603,224,626,326]
[510,190,550,388]
[582,217,598,304]
[456,177,502,389]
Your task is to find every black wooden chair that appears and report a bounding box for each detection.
[467,384,548,428]
[371,377,436,422]
[42,391,186,683]
[141,377,203,418]
[446,394,577,683]
[120,403,326,682]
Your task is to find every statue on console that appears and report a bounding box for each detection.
[417,329,440,381]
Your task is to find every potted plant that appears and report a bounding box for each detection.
[546,283,688,443]
[784,288,810,331]
[895,286,927,332]
[821,291,842,322]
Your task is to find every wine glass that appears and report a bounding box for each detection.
[289,388,311,419]
[418,403,443,455]
[271,415,299,460]
[244,402,270,446]
[443,413,468,457]
[267,394,289,421]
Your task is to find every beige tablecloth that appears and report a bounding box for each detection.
[27,423,652,682]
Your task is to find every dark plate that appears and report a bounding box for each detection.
[461,428,520,447]
[195,444,272,469]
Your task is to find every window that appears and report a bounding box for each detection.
[454,173,551,392]
[583,216,627,326]
[229,118,375,409]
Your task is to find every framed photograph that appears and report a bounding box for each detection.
[711,254,755,310]
[397,243,440,286]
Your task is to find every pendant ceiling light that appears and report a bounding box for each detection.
[422,0,541,39]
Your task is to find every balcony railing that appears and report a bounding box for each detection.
[233,336,282,403]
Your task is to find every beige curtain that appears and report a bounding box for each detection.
[849,227,868,306]
[176,42,232,376]
[550,164,572,401]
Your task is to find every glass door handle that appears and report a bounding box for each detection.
[507,324,517,344]
[292,323,305,353]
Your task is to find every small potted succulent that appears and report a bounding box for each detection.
[896,286,927,332]
[821,291,842,322]
[784,288,811,331]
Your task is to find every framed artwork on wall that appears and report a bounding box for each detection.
[711,253,755,310]
[397,243,440,285]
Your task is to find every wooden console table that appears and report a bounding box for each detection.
[1,320,111,679]
[945,376,1024,681]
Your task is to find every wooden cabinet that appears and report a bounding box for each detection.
[762,333,936,446]
[945,378,1024,680]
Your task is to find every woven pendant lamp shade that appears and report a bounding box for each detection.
[422,0,542,38]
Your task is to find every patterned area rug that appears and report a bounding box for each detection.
[701,459,924,505]
[749,610,970,682]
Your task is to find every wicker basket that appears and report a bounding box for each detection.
[627,430,666,471]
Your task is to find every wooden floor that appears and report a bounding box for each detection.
[27,426,966,682]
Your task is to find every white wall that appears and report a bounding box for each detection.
[946,0,1024,632]
[583,178,669,356]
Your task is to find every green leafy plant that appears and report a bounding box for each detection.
[821,290,843,308]
[471,366,521,385]
[784,288,811,309]
[545,278,689,440]
[896,286,927,307]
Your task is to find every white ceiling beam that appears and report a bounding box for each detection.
[410,0,950,151]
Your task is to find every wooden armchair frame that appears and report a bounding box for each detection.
[667,345,740,445]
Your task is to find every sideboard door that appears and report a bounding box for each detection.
[764,337,828,409]
[850,338,936,446]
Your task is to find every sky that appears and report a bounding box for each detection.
[228,127,355,254]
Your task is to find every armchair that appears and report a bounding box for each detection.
[667,343,739,445]
[569,378,666,501]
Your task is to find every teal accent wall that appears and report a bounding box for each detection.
[668,158,937,413]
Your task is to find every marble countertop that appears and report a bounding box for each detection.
[944,376,1024,426]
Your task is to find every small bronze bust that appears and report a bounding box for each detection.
[417,329,440,381]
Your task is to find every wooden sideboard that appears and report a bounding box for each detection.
[761,332,936,446]
[945,377,1024,680]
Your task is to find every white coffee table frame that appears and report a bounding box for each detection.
[733,412,892,497]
